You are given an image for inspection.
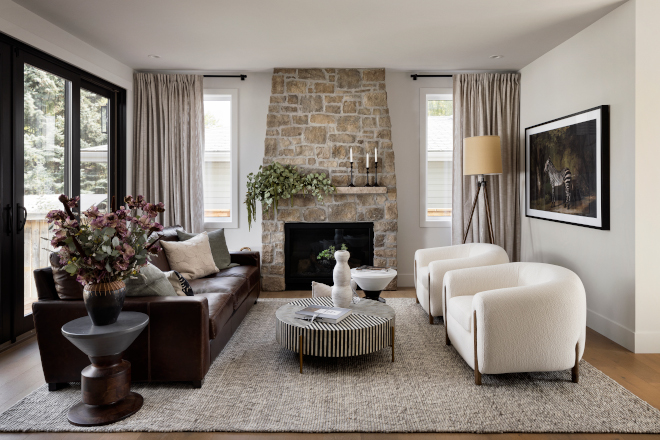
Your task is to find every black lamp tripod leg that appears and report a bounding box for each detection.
[482,182,495,244]
[462,183,482,244]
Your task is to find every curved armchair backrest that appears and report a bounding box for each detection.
[517,263,581,288]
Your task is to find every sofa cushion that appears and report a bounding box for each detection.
[177,229,238,270]
[164,270,194,296]
[49,253,84,300]
[447,295,474,333]
[195,292,233,339]
[125,263,177,297]
[189,275,248,310]
[160,232,219,280]
[149,226,183,272]
[215,266,260,291]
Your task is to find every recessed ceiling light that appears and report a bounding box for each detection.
[490,55,504,59]
[147,54,160,59]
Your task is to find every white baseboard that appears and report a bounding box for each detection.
[587,308,635,352]
[397,273,414,287]
[634,331,660,353]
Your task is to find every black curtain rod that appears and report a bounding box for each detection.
[203,74,247,80]
[411,74,452,80]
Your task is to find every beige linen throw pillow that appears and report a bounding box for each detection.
[160,231,219,280]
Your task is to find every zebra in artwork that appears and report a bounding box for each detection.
[544,158,572,208]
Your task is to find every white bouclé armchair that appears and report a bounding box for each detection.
[413,243,509,324]
[443,262,587,385]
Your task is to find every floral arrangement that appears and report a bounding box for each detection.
[317,243,348,261]
[46,194,165,286]
[245,162,335,230]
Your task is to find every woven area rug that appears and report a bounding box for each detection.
[1,298,660,433]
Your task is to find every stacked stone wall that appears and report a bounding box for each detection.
[261,68,397,291]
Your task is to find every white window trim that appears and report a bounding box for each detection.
[204,88,239,229]
[420,88,452,228]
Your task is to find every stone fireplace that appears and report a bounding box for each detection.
[261,68,397,291]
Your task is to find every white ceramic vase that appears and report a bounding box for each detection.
[331,250,353,308]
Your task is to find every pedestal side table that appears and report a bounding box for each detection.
[61,311,149,426]
[351,268,397,302]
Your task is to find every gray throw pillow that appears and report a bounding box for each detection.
[177,229,238,270]
[125,263,177,297]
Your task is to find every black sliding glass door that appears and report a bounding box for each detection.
[0,41,12,345]
[0,34,126,345]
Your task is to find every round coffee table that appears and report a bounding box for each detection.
[61,311,149,426]
[351,268,398,303]
[276,297,395,373]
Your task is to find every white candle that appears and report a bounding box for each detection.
[366,153,369,168]
[350,147,353,163]
[375,148,378,162]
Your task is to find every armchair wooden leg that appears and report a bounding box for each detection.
[572,342,580,383]
[474,311,481,385]
[416,297,419,304]
[444,287,450,346]
[428,275,433,325]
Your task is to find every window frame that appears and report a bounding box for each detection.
[203,88,238,229]
[419,88,453,228]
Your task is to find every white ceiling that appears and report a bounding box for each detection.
[14,0,625,72]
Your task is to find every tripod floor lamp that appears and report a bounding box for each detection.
[462,135,503,244]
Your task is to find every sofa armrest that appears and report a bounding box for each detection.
[473,283,586,375]
[33,295,211,384]
[33,267,59,300]
[141,295,211,382]
[230,251,260,267]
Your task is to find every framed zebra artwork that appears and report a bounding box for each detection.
[525,106,609,229]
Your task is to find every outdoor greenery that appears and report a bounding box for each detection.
[317,243,348,261]
[427,100,453,116]
[244,162,335,230]
[24,65,109,204]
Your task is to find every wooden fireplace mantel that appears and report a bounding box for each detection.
[335,187,388,194]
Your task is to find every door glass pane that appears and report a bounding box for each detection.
[426,99,453,218]
[23,64,70,315]
[80,88,109,213]
[203,96,232,221]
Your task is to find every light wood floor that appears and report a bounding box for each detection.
[1,288,660,440]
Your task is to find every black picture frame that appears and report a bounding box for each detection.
[525,105,610,230]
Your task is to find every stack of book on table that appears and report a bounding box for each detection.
[295,305,352,324]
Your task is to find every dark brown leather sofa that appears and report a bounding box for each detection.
[32,226,260,390]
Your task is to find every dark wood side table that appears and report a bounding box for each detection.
[61,311,149,426]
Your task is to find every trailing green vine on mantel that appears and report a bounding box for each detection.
[245,162,335,230]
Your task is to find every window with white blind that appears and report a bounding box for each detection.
[420,88,453,227]
[203,89,238,228]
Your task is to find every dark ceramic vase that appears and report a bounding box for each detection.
[83,280,126,326]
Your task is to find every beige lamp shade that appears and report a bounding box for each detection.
[463,135,503,176]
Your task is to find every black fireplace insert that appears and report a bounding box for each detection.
[284,222,374,290]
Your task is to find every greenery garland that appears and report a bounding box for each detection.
[245,162,335,230]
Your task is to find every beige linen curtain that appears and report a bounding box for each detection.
[133,73,205,232]
[451,73,521,261]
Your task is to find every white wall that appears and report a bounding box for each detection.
[519,1,636,350]
[634,0,660,353]
[0,0,135,190]
[387,72,453,286]
[204,71,456,273]
[203,74,271,252]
